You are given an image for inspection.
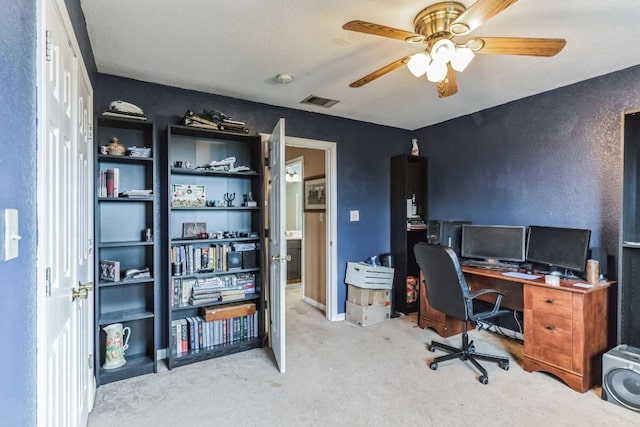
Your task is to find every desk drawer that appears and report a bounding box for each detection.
[529,313,573,369]
[527,287,573,319]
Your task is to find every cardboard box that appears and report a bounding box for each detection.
[345,262,394,289]
[347,284,390,307]
[346,301,391,327]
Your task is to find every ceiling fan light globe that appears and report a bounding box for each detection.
[451,47,474,72]
[407,53,431,77]
[426,61,447,83]
[431,39,455,63]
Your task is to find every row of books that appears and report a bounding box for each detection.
[171,313,259,355]
[171,273,256,307]
[171,243,242,274]
[98,168,119,198]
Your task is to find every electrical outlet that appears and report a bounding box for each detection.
[349,210,359,222]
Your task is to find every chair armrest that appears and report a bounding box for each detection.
[467,289,506,319]
[468,288,505,300]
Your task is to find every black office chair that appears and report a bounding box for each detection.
[413,242,511,384]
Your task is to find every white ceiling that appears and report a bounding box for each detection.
[81,0,640,130]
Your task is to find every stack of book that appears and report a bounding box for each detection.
[407,216,427,230]
[127,146,152,157]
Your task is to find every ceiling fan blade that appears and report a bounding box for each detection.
[471,37,566,57]
[342,20,424,43]
[437,64,458,98]
[449,0,519,35]
[349,56,410,88]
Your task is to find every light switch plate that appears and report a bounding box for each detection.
[349,210,359,222]
[4,209,19,260]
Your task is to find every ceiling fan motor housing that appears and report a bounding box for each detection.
[413,1,466,44]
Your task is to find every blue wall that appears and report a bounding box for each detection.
[416,65,640,259]
[0,0,37,424]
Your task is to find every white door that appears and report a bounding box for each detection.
[268,119,287,373]
[37,0,94,425]
[74,59,95,424]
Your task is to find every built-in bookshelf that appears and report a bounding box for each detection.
[165,124,265,369]
[94,116,158,385]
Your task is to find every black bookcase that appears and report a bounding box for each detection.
[619,110,640,347]
[390,155,429,315]
[165,125,266,369]
[93,116,158,385]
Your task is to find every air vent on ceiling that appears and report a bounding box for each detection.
[300,95,340,108]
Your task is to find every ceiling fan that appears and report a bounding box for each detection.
[342,0,566,98]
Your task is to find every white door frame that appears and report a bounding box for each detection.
[285,156,305,292]
[285,136,340,321]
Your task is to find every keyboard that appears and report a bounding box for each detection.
[501,271,541,280]
[461,259,520,272]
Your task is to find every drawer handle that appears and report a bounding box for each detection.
[545,299,554,304]
[546,326,555,331]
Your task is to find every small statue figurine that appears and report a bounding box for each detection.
[410,138,419,157]
[107,137,126,156]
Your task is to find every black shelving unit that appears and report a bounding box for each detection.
[390,155,429,315]
[619,110,640,347]
[94,116,158,385]
[165,125,266,369]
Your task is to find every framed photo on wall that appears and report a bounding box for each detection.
[304,175,326,211]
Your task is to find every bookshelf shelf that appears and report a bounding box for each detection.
[169,338,262,369]
[165,124,266,370]
[99,241,154,248]
[97,277,155,288]
[94,115,158,386]
[97,353,156,384]
[98,309,155,325]
[97,197,154,202]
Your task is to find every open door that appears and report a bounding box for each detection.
[268,118,287,373]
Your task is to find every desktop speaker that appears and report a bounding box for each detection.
[602,344,640,412]
[589,246,608,277]
[426,220,471,256]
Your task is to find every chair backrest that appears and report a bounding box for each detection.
[413,242,469,320]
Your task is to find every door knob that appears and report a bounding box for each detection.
[71,287,89,301]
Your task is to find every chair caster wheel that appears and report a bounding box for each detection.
[479,375,488,384]
[428,344,436,352]
[499,361,509,371]
[430,362,438,370]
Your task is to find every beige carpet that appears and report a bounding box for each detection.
[88,288,637,426]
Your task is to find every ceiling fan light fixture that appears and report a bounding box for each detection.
[407,53,431,77]
[450,47,474,72]
[431,39,455,63]
[426,60,447,83]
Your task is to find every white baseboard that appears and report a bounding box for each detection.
[157,348,167,361]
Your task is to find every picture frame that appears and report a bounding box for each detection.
[99,260,120,282]
[304,175,326,211]
[182,222,207,239]
[171,184,206,207]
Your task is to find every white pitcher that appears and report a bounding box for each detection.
[103,323,131,369]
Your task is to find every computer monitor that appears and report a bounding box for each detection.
[461,225,526,263]
[526,225,591,274]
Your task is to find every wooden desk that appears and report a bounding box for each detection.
[419,267,614,393]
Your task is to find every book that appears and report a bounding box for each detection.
[179,319,188,354]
